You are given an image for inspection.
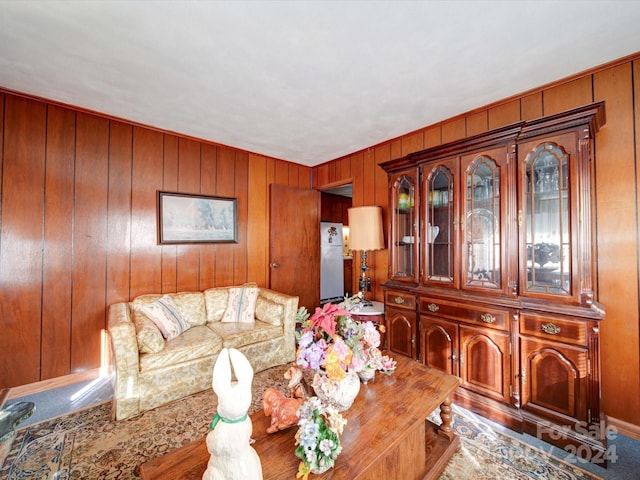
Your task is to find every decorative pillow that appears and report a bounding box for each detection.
[133,312,165,353]
[139,295,191,339]
[221,287,259,323]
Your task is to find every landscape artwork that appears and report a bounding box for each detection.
[158,192,238,244]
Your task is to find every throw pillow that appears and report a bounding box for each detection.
[133,313,165,353]
[221,287,259,323]
[139,295,191,339]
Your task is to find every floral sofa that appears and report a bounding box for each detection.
[107,284,299,420]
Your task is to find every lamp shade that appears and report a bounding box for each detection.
[348,206,385,251]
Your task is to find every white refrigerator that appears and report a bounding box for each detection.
[320,222,345,302]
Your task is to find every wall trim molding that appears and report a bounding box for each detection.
[607,415,640,441]
[6,367,110,400]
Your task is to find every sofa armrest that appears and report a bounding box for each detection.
[258,288,299,362]
[108,302,141,420]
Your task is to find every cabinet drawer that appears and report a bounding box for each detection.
[519,312,586,346]
[385,290,416,310]
[419,297,509,331]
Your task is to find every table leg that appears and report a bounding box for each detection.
[437,396,455,441]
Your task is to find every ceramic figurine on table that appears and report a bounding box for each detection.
[263,366,308,433]
[203,348,262,480]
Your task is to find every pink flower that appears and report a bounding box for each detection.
[310,303,351,339]
[362,321,381,348]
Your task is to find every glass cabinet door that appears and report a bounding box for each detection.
[462,153,503,291]
[423,160,456,286]
[390,170,419,283]
[519,136,573,299]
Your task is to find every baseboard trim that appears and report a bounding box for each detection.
[6,367,111,400]
[607,415,640,441]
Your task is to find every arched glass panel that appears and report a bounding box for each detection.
[393,175,416,279]
[427,166,454,283]
[524,142,570,295]
[465,156,500,289]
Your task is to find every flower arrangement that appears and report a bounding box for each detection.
[294,396,346,478]
[295,300,396,381]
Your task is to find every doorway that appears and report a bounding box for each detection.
[320,184,353,302]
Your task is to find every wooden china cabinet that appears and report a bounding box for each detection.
[381,102,608,465]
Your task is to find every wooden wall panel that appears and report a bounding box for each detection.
[337,157,351,180]
[71,113,109,372]
[424,126,441,149]
[373,144,391,301]
[176,138,201,292]
[593,63,640,424]
[521,92,543,120]
[313,162,329,189]
[298,164,311,189]
[543,76,593,115]
[161,135,179,294]
[42,106,76,379]
[214,148,236,286]
[105,121,132,306]
[441,117,466,144]
[0,96,46,386]
[274,159,289,185]
[466,110,488,137]
[362,151,376,204]
[199,144,218,290]
[247,154,268,286]
[401,131,424,157]
[488,99,520,130]
[233,152,249,285]
[130,127,164,298]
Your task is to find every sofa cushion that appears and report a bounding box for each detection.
[222,286,259,323]
[139,325,223,372]
[207,319,281,349]
[255,296,284,326]
[139,295,191,340]
[132,292,206,327]
[133,311,165,353]
[169,292,207,326]
[203,288,229,323]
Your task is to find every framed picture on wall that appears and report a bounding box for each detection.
[157,191,238,244]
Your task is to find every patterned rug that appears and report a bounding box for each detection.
[0,363,603,479]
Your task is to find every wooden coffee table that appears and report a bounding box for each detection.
[138,355,461,480]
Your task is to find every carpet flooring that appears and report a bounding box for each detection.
[0,363,625,479]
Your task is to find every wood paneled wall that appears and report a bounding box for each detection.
[320,192,351,224]
[0,92,310,389]
[313,54,640,430]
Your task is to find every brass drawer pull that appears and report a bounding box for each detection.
[541,323,561,335]
[394,296,405,305]
[481,313,496,324]
[428,303,439,312]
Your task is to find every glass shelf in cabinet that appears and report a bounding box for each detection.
[396,208,414,214]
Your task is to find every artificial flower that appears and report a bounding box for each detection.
[309,303,350,339]
[295,396,345,475]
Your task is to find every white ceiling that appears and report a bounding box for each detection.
[1,1,639,166]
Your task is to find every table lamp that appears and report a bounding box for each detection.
[348,206,385,303]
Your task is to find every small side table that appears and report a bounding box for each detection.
[350,300,386,349]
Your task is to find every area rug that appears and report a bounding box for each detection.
[0,363,603,480]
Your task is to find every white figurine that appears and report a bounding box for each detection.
[203,348,263,480]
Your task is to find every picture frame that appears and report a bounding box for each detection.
[157,191,238,244]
